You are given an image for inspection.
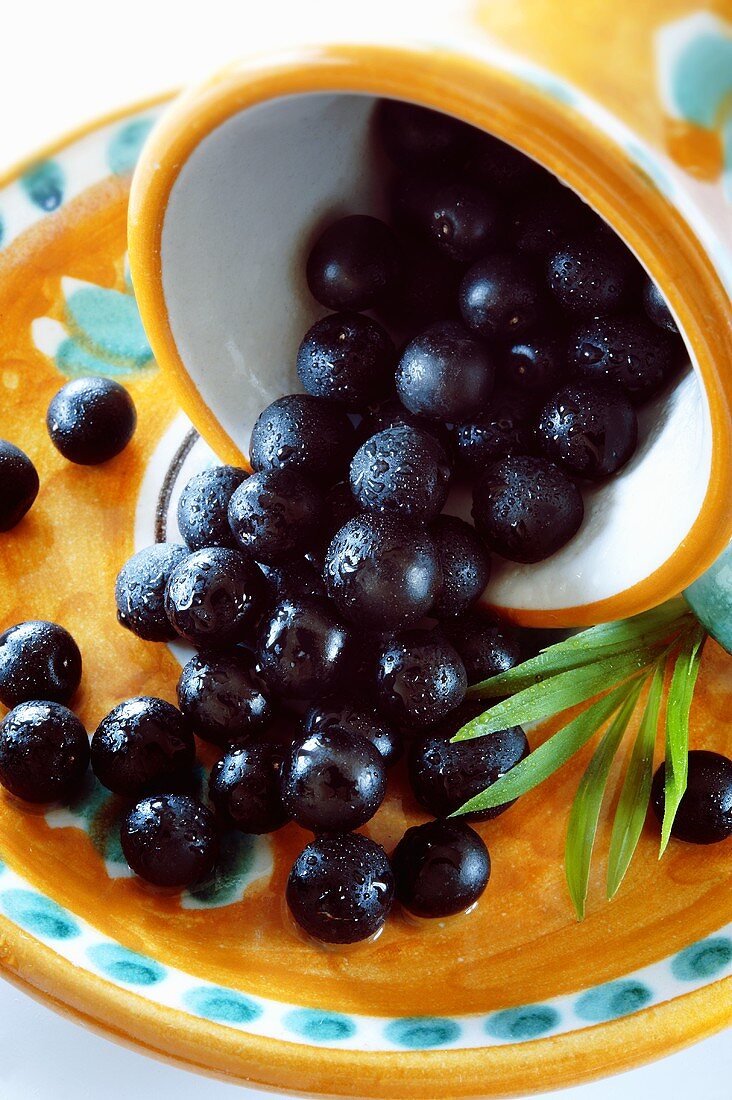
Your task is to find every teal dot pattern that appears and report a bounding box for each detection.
[108,118,156,176]
[21,159,64,211]
[575,980,652,1023]
[86,944,165,986]
[486,1005,560,1041]
[184,986,262,1025]
[384,1017,460,1049]
[284,1009,357,1043]
[0,889,80,940]
[671,937,732,982]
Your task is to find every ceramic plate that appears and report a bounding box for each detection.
[0,98,730,1099]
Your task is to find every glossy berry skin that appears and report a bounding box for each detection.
[409,704,528,820]
[304,698,403,767]
[176,466,249,551]
[0,440,39,530]
[396,321,495,422]
[443,613,522,684]
[643,277,678,333]
[209,741,290,834]
[413,180,502,263]
[91,696,195,798]
[430,515,491,618]
[377,99,469,171]
[459,254,544,339]
[257,597,351,700]
[0,620,82,708]
[121,794,218,889]
[501,333,567,396]
[547,233,637,318]
[473,455,584,563]
[570,315,681,405]
[164,547,265,646]
[651,750,732,845]
[296,313,395,409]
[360,398,449,449]
[177,650,272,746]
[115,543,189,642]
[46,377,136,464]
[259,558,327,604]
[376,630,467,729]
[537,380,637,480]
[281,728,386,833]
[306,215,400,312]
[465,131,549,195]
[248,394,355,485]
[287,833,394,944]
[228,469,324,566]
[393,820,490,918]
[324,514,442,630]
[0,701,89,804]
[350,426,451,523]
[450,390,537,476]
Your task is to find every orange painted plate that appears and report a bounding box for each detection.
[0,99,730,1099]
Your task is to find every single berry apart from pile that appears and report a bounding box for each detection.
[228,468,324,565]
[257,597,351,700]
[377,99,469,171]
[115,543,189,642]
[450,390,537,475]
[91,696,195,798]
[304,698,403,767]
[350,425,451,523]
[393,820,491,918]
[286,832,394,944]
[209,742,290,834]
[296,312,395,409]
[324,513,442,630]
[0,701,89,804]
[164,546,265,646]
[430,515,491,618]
[0,440,39,531]
[177,650,272,746]
[281,728,386,832]
[0,620,82,707]
[443,613,523,683]
[643,276,678,333]
[537,380,638,480]
[570,315,681,405]
[46,377,136,464]
[396,321,495,421]
[249,394,355,484]
[376,630,467,729]
[651,750,732,845]
[501,332,566,396]
[547,232,637,318]
[473,455,584,563]
[459,254,544,338]
[176,466,249,550]
[121,793,219,888]
[412,180,502,263]
[409,703,528,820]
[306,215,399,311]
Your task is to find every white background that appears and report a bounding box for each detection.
[0,2,729,1097]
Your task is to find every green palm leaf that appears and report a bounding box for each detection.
[660,626,706,854]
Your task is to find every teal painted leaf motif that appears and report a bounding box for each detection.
[64,285,153,369]
[55,337,130,378]
[22,159,64,211]
[108,118,155,176]
[670,33,732,130]
[183,830,261,908]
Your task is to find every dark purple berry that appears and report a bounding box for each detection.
[259,558,327,603]
[430,515,491,618]
[459,254,544,338]
[537,380,637,480]
[121,793,218,888]
[176,466,249,551]
[0,620,82,708]
[164,546,265,646]
[350,426,451,523]
[450,389,537,475]
[0,700,89,804]
[360,398,449,448]
[570,314,682,405]
[177,650,272,746]
[209,741,289,834]
[306,215,399,311]
[248,394,355,484]
[0,440,39,530]
[511,184,595,255]
[296,312,395,409]
[46,377,136,464]
[473,455,584,563]
[392,819,490,918]
[324,514,442,630]
[286,833,394,944]
[651,750,732,844]
[501,332,567,396]
[115,543,189,642]
[408,179,502,263]
[91,696,195,798]
[547,232,638,317]
[304,698,402,767]
[376,630,467,729]
[256,597,350,700]
[396,321,495,421]
[379,238,463,329]
[281,728,386,832]
[465,131,549,195]
[643,276,678,333]
[377,99,470,171]
[228,469,324,565]
[443,613,522,683]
